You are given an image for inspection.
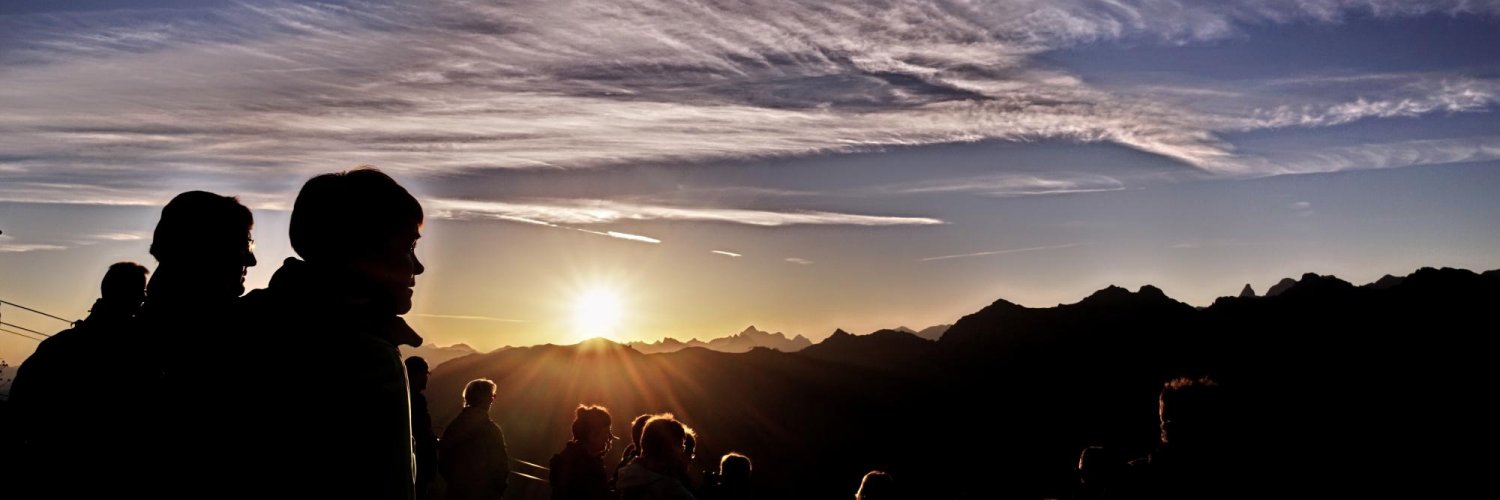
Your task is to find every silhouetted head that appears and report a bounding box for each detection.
[571,404,616,456]
[630,413,654,450]
[100,262,149,309]
[150,191,256,297]
[640,415,696,475]
[404,356,429,392]
[1159,376,1225,448]
[719,452,752,487]
[856,471,895,500]
[462,378,496,409]
[290,167,424,314]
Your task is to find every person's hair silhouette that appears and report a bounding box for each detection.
[720,452,751,486]
[1159,376,1225,448]
[464,378,497,408]
[100,262,148,310]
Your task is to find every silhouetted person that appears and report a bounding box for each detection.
[550,404,617,500]
[1122,376,1239,500]
[617,415,698,500]
[1075,446,1126,500]
[699,453,752,500]
[135,191,258,496]
[440,379,511,500]
[5,262,149,496]
[90,262,149,327]
[241,168,425,499]
[408,356,439,500]
[855,471,895,500]
[615,413,655,491]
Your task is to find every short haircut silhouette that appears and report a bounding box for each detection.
[571,404,613,442]
[463,378,496,407]
[640,416,696,463]
[1159,376,1224,446]
[405,356,429,374]
[100,262,148,307]
[720,452,752,485]
[150,191,253,264]
[290,167,422,262]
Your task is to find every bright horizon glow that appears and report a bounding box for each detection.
[573,288,623,342]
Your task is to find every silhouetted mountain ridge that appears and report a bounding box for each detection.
[424,266,1498,499]
[398,342,480,368]
[627,325,812,354]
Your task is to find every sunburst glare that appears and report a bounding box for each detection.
[573,288,623,342]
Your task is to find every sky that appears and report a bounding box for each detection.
[3,0,1499,363]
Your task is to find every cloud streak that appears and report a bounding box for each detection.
[430,199,945,227]
[0,243,68,253]
[711,250,743,258]
[878,173,1128,197]
[920,243,1083,262]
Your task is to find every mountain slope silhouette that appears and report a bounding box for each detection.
[423,267,1498,499]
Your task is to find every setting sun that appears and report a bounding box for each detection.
[573,288,623,341]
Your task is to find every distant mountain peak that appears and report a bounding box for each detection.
[1137,285,1167,299]
[1079,284,1178,307]
[1081,285,1133,304]
[1239,284,1256,298]
[893,326,917,334]
[1366,274,1405,290]
[914,324,952,341]
[629,325,811,354]
[1266,277,1299,297]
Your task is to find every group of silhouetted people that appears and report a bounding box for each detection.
[5,168,426,499]
[537,404,753,500]
[1,166,1234,499]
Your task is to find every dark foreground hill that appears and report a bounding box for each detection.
[425,267,1499,499]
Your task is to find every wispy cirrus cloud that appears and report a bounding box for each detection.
[1238,78,1500,130]
[469,212,663,244]
[711,250,743,258]
[86,232,147,242]
[429,199,945,227]
[784,258,814,265]
[877,173,1128,197]
[920,243,1083,262]
[1244,137,1500,175]
[0,243,68,253]
[0,235,67,253]
[3,0,1495,207]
